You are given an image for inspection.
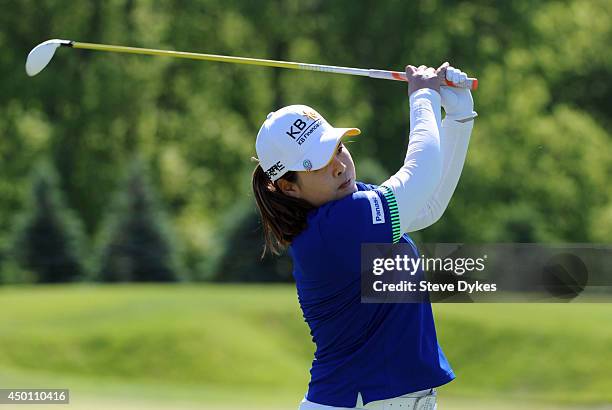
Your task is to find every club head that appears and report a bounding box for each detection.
[26,39,72,77]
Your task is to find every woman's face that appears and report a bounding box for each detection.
[278,142,357,207]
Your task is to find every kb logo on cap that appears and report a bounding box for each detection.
[286,110,322,146]
[286,118,308,140]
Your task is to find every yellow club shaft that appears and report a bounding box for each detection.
[73,42,310,71]
[69,41,477,90]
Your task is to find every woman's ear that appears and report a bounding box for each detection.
[276,178,301,199]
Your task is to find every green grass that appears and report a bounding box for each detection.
[433,303,612,404]
[0,284,611,408]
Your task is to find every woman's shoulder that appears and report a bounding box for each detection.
[291,180,395,254]
[295,181,379,237]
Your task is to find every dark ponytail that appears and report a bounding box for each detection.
[252,164,315,258]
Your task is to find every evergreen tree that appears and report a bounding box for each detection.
[11,162,86,283]
[212,200,294,283]
[96,158,183,282]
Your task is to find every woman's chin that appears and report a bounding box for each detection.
[337,183,357,199]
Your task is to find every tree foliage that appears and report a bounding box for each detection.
[96,158,183,282]
[10,162,86,283]
[0,0,610,280]
[212,201,294,282]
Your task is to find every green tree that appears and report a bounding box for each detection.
[212,200,294,282]
[96,158,183,282]
[11,162,87,283]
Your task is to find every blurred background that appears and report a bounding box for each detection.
[0,0,611,408]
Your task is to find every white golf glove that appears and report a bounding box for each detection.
[440,66,478,123]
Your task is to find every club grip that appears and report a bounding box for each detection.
[369,70,478,90]
[445,78,478,90]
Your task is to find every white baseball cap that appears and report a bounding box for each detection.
[255,105,360,182]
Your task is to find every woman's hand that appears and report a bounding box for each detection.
[406,64,441,96]
[437,64,477,123]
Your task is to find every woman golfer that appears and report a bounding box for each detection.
[252,63,476,409]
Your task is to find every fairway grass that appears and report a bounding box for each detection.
[0,283,611,408]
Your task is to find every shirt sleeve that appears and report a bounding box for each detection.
[317,187,401,249]
[379,89,444,239]
[403,116,474,232]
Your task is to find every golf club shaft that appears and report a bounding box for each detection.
[69,41,478,90]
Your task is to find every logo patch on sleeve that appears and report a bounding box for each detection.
[364,191,385,225]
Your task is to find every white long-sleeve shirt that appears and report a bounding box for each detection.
[381,88,474,234]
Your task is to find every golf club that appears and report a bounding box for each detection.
[26,39,478,90]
